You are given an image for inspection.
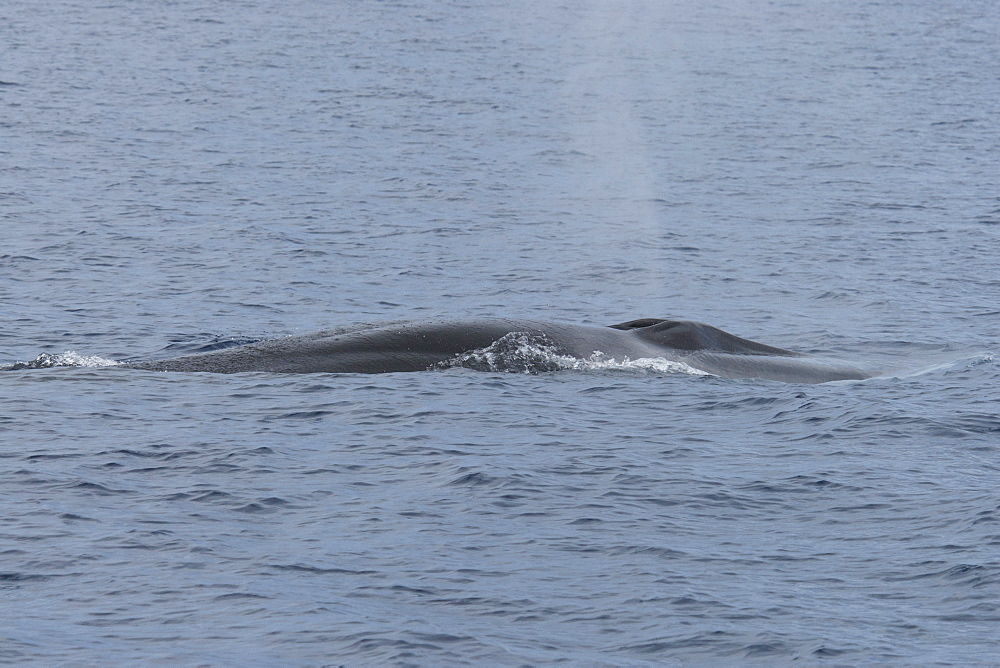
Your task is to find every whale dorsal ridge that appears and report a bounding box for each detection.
[607,318,669,330]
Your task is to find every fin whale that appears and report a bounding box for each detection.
[121,318,872,383]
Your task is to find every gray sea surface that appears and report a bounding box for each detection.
[2,0,999,664]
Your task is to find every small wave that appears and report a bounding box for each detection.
[5,351,120,370]
[161,335,260,354]
[438,332,710,377]
[881,353,994,380]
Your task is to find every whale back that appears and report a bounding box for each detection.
[117,317,872,382]
[126,319,554,374]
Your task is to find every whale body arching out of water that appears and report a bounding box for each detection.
[122,318,873,383]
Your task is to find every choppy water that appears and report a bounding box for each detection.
[2,0,999,664]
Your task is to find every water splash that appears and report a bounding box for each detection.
[437,332,569,373]
[438,332,709,376]
[583,354,712,376]
[6,351,119,370]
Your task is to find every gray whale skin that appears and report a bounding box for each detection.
[124,318,871,383]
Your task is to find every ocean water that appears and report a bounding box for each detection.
[2,0,999,664]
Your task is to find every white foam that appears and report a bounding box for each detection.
[10,351,120,370]
[443,334,712,377]
[564,352,713,376]
[56,351,120,367]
